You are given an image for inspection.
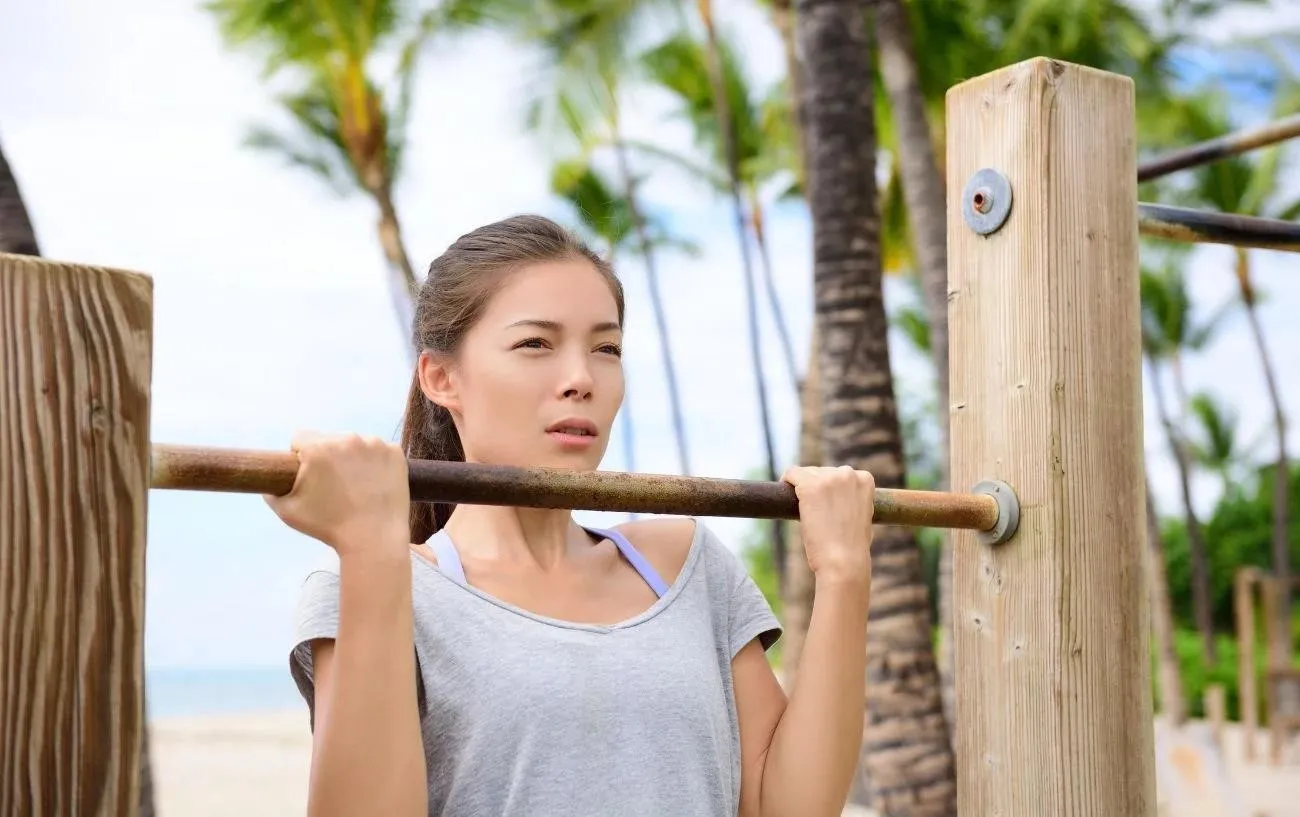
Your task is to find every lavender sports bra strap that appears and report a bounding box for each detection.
[429,526,669,598]
[429,530,467,586]
[585,526,671,598]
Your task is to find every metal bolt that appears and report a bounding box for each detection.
[972,479,1020,545]
[962,169,1013,235]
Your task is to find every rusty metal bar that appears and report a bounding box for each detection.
[1138,113,1300,183]
[1137,202,1300,252]
[150,443,1006,533]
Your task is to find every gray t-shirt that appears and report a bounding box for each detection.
[288,518,783,817]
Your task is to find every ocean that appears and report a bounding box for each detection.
[145,665,305,720]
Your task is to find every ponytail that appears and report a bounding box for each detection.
[400,369,465,543]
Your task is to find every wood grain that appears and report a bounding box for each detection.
[946,60,1155,815]
[0,252,152,817]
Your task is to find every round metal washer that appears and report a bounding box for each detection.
[962,168,1013,235]
[972,479,1020,545]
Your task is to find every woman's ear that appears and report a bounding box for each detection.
[418,352,460,414]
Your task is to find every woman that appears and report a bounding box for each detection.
[273,215,875,817]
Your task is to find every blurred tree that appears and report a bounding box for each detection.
[483,0,698,476]
[1163,462,1300,639]
[635,29,794,582]
[1174,87,1300,662]
[1187,390,1268,492]
[205,0,446,353]
[796,0,956,810]
[0,140,40,255]
[1141,252,1235,662]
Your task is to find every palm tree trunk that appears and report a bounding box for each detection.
[1147,353,1216,663]
[1146,472,1186,725]
[1,137,158,817]
[0,139,40,255]
[611,131,693,476]
[781,331,822,686]
[869,0,955,736]
[372,184,419,357]
[1234,248,1291,663]
[796,1,955,812]
[697,0,785,587]
[767,0,808,192]
[620,380,639,522]
[747,190,800,394]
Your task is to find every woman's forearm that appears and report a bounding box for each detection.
[760,573,870,817]
[309,548,427,817]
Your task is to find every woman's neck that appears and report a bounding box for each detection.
[442,504,588,571]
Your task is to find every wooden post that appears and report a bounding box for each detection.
[1204,684,1226,751]
[1236,567,1258,761]
[0,253,153,816]
[947,59,1155,815]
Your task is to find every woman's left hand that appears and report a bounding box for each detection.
[782,465,875,584]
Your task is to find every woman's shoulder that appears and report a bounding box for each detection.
[609,516,736,588]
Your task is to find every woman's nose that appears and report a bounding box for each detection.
[559,353,595,400]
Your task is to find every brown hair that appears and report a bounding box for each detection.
[401,214,625,543]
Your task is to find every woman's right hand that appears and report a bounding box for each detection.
[264,431,411,559]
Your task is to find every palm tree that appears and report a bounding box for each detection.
[1141,256,1234,663]
[652,5,789,581]
[1175,90,1298,661]
[480,0,696,477]
[0,142,40,255]
[1186,390,1267,495]
[634,29,798,583]
[633,32,801,395]
[1,137,158,817]
[1145,470,1186,726]
[795,0,956,811]
[550,155,698,513]
[205,0,440,352]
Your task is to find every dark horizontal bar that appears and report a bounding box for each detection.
[1138,113,1300,183]
[149,443,1002,532]
[1138,202,1300,252]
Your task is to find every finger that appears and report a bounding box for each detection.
[782,466,808,486]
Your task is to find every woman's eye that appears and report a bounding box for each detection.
[599,344,623,357]
[514,337,548,350]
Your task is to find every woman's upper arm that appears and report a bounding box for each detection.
[733,639,787,817]
[308,638,337,739]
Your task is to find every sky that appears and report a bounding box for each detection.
[2,0,1299,671]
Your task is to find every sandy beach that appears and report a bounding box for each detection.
[150,710,1300,817]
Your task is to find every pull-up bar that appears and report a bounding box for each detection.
[1138,113,1300,183]
[149,443,1021,544]
[1138,202,1300,252]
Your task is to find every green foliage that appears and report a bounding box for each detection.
[1156,623,1300,722]
[205,0,442,191]
[1161,461,1300,633]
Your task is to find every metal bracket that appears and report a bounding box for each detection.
[972,479,1020,545]
[962,168,1013,235]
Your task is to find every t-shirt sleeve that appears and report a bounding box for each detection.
[699,521,783,660]
[288,568,341,730]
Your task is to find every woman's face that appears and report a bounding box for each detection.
[419,258,624,471]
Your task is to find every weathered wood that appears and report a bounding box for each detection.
[947,59,1155,815]
[0,252,152,817]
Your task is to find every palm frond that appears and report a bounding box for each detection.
[243,125,355,195]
